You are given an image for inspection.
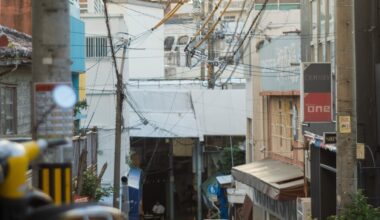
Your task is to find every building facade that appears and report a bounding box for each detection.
[0,26,32,136]
[301,0,380,219]
[163,0,248,82]
[233,1,305,220]
[0,0,85,136]
[81,11,129,185]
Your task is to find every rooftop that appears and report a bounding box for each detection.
[0,25,32,66]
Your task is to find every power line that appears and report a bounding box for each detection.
[215,0,269,86]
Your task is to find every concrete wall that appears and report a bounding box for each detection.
[97,128,129,185]
[107,1,165,79]
[259,36,300,92]
[0,65,32,135]
[82,13,128,91]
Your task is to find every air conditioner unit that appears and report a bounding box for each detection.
[297,197,311,220]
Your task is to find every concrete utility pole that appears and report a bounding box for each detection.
[168,141,174,220]
[32,0,72,168]
[336,0,357,214]
[193,0,206,80]
[207,0,215,89]
[102,0,125,208]
[196,141,203,220]
[201,0,206,81]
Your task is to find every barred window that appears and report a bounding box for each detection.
[86,36,108,58]
[164,36,175,51]
[0,85,17,135]
[223,16,236,22]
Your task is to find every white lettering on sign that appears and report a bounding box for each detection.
[306,105,331,113]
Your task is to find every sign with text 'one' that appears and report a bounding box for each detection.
[303,63,332,122]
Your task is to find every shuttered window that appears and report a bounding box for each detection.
[86,36,108,58]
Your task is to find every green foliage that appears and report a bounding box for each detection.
[217,146,245,174]
[328,190,380,220]
[73,100,88,135]
[80,170,113,201]
[74,99,88,116]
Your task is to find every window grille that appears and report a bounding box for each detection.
[86,36,108,58]
[0,85,17,135]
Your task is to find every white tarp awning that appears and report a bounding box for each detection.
[191,89,246,136]
[128,90,198,138]
[128,88,246,138]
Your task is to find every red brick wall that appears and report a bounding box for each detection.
[0,0,32,35]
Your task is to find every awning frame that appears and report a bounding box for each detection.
[232,159,305,200]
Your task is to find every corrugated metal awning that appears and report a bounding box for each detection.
[232,159,305,200]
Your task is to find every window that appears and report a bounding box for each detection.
[177,36,189,46]
[0,85,17,135]
[164,36,175,51]
[80,0,88,13]
[223,16,236,22]
[86,37,108,58]
[94,0,104,14]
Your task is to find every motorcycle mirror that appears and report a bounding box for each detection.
[52,85,76,108]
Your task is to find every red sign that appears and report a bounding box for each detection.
[304,93,331,122]
[74,195,90,203]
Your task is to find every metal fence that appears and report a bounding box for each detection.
[72,130,98,177]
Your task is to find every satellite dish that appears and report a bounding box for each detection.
[52,84,76,108]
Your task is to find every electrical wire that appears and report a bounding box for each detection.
[215,0,269,87]
[151,0,186,31]
[185,0,224,51]
[192,0,233,51]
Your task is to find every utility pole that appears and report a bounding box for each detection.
[32,0,72,182]
[196,141,203,220]
[192,1,204,219]
[336,0,357,215]
[193,0,206,80]
[103,0,125,208]
[207,0,215,89]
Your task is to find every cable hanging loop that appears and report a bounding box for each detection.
[151,0,186,31]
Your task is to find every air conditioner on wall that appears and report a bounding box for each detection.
[297,197,311,220]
